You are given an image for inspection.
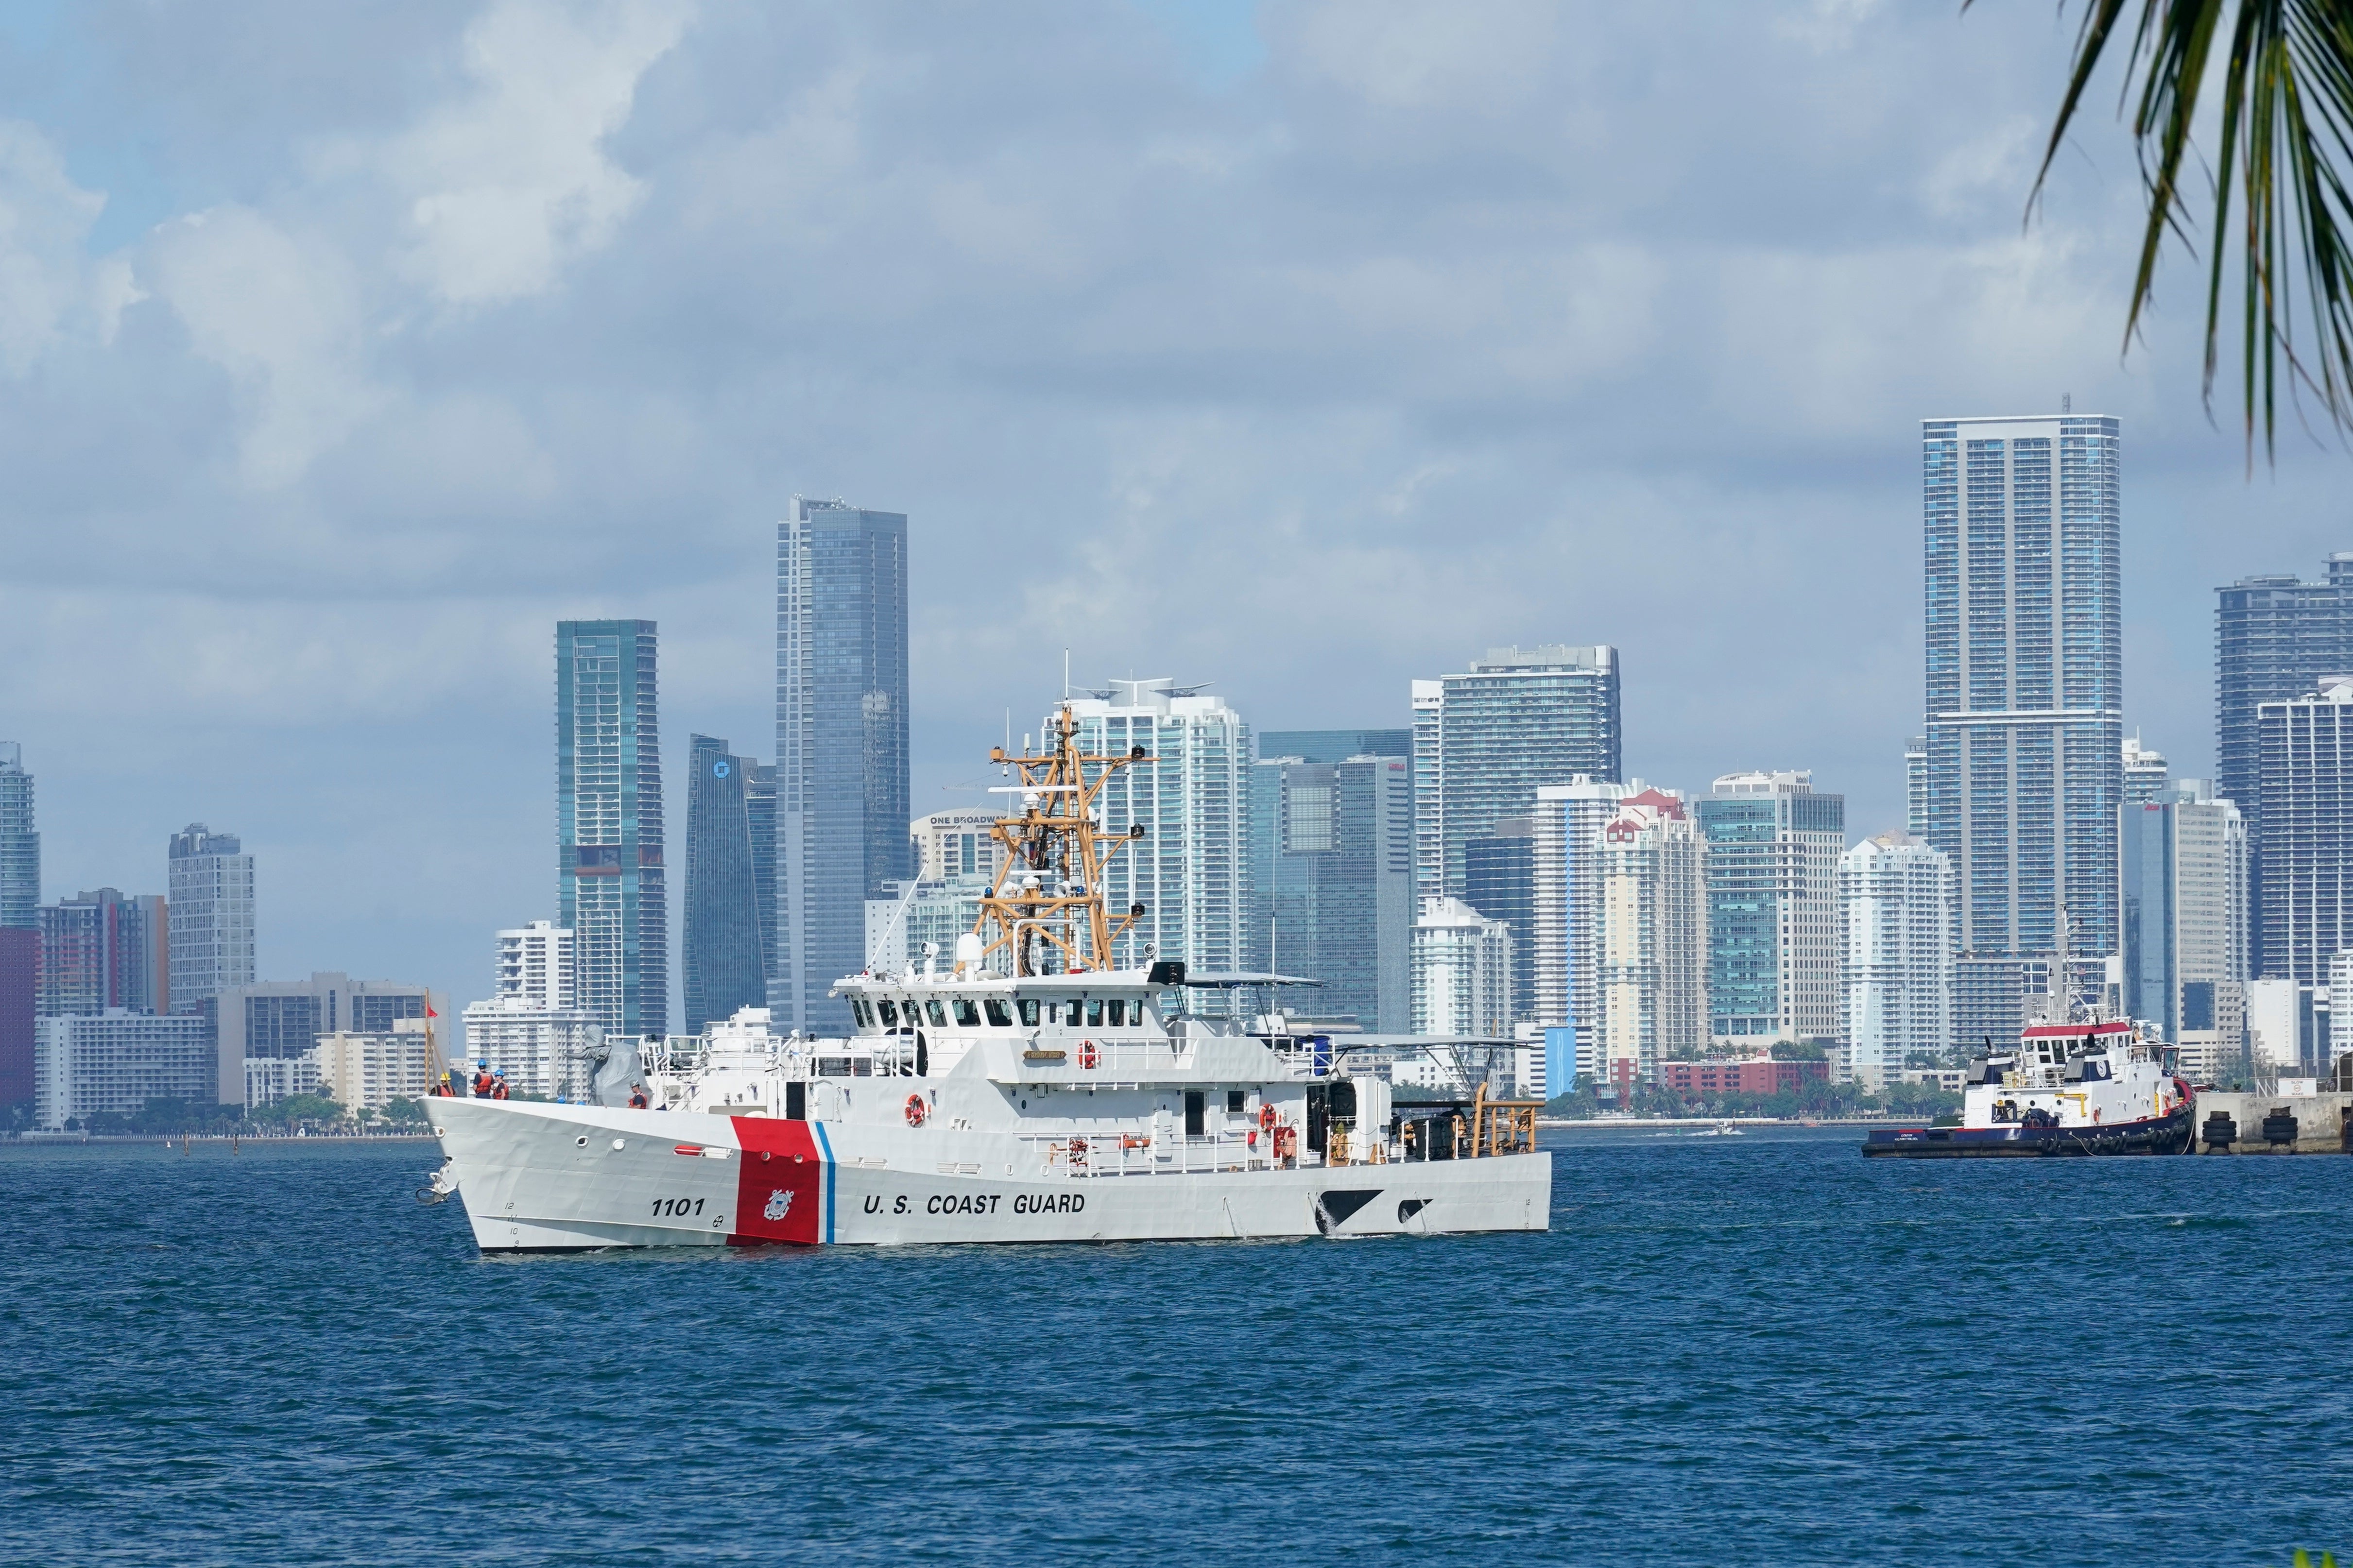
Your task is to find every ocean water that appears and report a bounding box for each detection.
[4,1127,2347,1566]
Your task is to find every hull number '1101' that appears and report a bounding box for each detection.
[653,1197,705,1217]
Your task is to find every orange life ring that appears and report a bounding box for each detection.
[1257,1103,1276,1132]
[905,1094,927,1128]
[1077,1038,1099,1070]
[1067,1135,1088,1164]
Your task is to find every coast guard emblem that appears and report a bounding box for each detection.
[764,1189,793,1222]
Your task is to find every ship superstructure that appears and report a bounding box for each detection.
[1864,942,2194,1158]
[423,709,1551,1249]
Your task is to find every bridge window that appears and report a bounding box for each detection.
[877,1000,898,1027]
[926,1000,947,1027]
[1017,999,1041,1027]
[956,999,982,1027]
[984,999,1012,1027]
[1086,1000,1103,1027]
[1106,1000,1127,1027]
[851,999,872,1029]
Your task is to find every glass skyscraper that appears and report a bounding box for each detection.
[1259,730,1411,766]
[1412,645,1620,906]
[1922,414,2123,987]
[2216,553,2353,974]
[775,498,910,1034]
[1249,728,1408,981]
[2119,781,2247,1081]
[683,734,768,1036]
[1462,818,1534,1020]
[0,743,35,929]
[746,760,777,986]
[1695,772,1844,1049]
[556,620,667,1040]
[1252,753,1411,1029]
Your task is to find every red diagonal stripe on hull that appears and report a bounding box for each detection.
[727,1117,824,1245]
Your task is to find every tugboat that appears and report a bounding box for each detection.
[1863,935,2195,1159]
[421,707,1553,1249]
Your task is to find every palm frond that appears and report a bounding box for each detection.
[1985,0,2353,461]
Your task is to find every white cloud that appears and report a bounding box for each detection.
[1283,0,1560,109]
[377,0,690,306]
[142,205,385,488]
[0,0,2332,1009]
[0,120,140,374]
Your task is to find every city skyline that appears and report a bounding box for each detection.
[1,5,2342,1033]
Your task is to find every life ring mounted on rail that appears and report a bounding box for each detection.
[905,1094,927,1128]
[1258,1102,1277,1133]
[1077,1038,1099,1071]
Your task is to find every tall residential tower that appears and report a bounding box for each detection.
[556,620,667,1040]
[775,498,910,1035]
[1922,414,2123,1014]
[0,744,34,1106]
[167,824,255,1014]
[1413,646,1619,906]
[2216,554,2353,974]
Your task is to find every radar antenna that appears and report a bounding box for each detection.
[973,705,1153,976]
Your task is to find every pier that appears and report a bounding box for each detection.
[2192,1092,2353,1154]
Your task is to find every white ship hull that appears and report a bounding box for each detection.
[428,1097,1552,1252]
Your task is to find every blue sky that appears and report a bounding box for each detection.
[0,0,2342,1023]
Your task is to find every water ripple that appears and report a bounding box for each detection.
[1,1131,2347,1564]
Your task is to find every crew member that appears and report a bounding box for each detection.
[628,1082,650,1109]
[472,1059,495,1098]
[490,1070,511,1101]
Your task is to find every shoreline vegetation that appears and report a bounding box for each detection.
[7,1092,434,1140]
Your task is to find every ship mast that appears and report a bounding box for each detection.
[972,705,1152,976]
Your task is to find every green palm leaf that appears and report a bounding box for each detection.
[1991,0,2353,459]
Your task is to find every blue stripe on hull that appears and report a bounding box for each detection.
[813,1121,836,1242]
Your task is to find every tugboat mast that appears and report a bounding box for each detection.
[975,704,1153,975]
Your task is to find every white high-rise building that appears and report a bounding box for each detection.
[496,921,574,1007]
[35,1011,216,1129]
[1059,681,1250,1008]
[1904,736,1928,837]
[167,824,254,1013]
[1410,897,1512,1037]
[2327,950,2353,1062]
[911,809,1007,883]
[1596,788,1706,1094]
[309,1018,436,1111]
[866,873,999,976]
[1840,832,1955,1090]
[1529,776,1630,1080]
[462,920,601,1098]
[2122,734,2170,805]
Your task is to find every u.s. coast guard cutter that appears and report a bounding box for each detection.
[423,709,1552,1250]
